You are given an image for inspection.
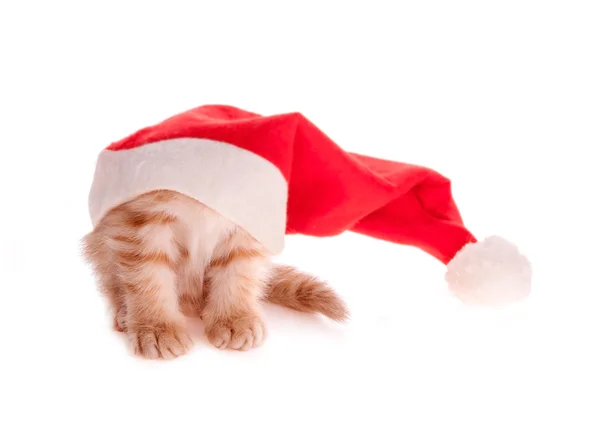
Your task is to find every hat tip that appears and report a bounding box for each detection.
[445,235,532,306]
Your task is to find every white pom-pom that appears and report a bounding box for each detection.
[445,236,532,306]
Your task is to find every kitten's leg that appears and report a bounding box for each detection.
[115,227,193,360]
[203,235,270,351]
[122,266,192,359]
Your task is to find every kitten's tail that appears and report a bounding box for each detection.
[263,265,349,322]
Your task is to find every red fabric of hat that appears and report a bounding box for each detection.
[88,105,532,305]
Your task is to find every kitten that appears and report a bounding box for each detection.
[82,189,348,359]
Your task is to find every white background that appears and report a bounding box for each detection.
[1,1,599,437]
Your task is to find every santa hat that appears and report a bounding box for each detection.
[88,105,532,306]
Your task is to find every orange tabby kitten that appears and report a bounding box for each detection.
[82,190,348,359]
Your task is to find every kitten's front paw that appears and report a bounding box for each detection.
[206,314,266,351]
[127,323,192,360]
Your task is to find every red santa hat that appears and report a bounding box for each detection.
[88,105,532,306]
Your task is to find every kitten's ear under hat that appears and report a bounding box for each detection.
[88,104,532,306]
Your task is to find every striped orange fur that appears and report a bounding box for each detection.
[82,190,348,360]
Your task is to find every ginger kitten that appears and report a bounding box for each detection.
[82,190,348,359]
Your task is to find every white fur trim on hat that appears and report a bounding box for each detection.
[88,138,289,254]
